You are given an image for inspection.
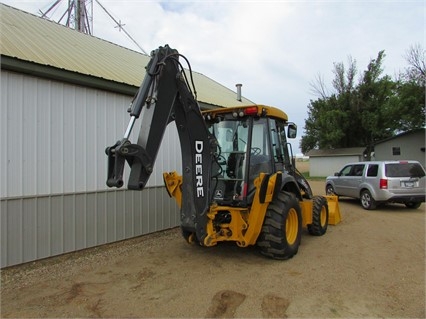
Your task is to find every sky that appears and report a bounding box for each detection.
[1,0,424,155]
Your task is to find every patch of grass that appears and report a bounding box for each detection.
[308,176,327,181]
[300,171,326,181]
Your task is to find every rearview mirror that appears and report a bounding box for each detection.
[287,123,297,139]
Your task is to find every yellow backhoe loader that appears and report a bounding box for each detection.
[106,45,341,259]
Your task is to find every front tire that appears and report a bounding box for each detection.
[257,191,302,260]
[308,196,329,236]
[360,190,377,210]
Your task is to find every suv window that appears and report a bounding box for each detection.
[340,165,352,176]
[352,164,364,176]
[385,163,426,178]
[340,164,364,176]
[367,164,379,177]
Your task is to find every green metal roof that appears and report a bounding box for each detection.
[0,4,254,107]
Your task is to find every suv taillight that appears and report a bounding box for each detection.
[380,178,388,189]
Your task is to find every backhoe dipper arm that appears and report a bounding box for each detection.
[105,45,218,242]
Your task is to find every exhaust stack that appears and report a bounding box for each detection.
[236,83,242,101]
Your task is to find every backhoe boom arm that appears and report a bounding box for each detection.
[105,45,218,242]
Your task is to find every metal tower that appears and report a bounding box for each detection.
[40,0,147,54]
[40,0,93,35]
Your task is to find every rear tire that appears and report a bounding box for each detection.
[257,191,302,260]
[307,196,329,236]
[360,190,377,210]
[405,202,421,209]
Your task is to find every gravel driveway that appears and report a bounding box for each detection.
[1,181,425,318]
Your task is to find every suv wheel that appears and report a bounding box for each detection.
[360,190,377,210]
[405,202,421,209]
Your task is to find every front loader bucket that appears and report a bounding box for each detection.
[325,195,342,225]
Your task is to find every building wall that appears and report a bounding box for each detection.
[1,71,182,267]
[374,131,425,167]
[309,155,363,177]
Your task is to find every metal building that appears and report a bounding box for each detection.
[373,129,426,167]
[0,4,253,268]
[306,148,367,177]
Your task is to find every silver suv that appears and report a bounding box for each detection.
[325,160,425,210]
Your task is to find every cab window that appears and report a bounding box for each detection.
[269,118,291,166]
[251,119,270,156]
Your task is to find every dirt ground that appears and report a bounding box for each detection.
[1,180,425,318]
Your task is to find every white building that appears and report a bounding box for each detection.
[373,129,425,167]
[306,147,367,177]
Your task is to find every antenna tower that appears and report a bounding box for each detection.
[40,0,93,35]
[40,0,147,54]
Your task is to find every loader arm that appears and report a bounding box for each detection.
[105,45,218,243]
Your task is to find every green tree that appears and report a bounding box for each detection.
[355,51,396,154]
[303,96,349,150]
[300,48,425,155]
[385,78,425,132]
[388,44,426,131]
[302,56,359,153]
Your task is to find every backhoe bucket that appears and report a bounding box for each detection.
[325,195,342,225]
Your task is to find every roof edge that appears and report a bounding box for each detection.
[1,55,222,111]
[374,128,426,145]
[1,55,138,96]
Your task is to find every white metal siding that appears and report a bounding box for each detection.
[374,131,425,167]
[1,70,181,198]
[1,188,179,267]
[1,71,182,267]
[309,155,362,177]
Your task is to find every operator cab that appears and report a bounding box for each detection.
[205,105,296,207]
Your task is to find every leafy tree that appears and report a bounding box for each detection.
[303,57,358,152]
[300,47,425,155]
[388,81,425,131]
[355,51,396,154]
[388,43,426,131]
